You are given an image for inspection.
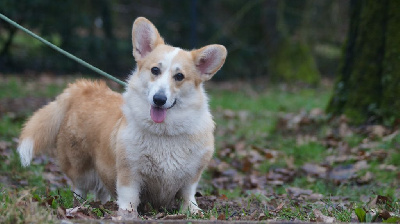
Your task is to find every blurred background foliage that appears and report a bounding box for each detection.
[0,0,348,83]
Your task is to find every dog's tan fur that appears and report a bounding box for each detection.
[18,17,226,218]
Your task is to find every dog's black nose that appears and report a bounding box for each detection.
[153,93,167,106]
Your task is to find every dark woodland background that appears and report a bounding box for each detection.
[1,0,400,124]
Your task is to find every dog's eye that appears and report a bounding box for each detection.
[173,73,185,81]
[151,67,161,75]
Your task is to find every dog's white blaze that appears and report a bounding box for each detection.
[148,48,181,107]
[17,138,34,167]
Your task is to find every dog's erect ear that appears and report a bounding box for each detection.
[132,17,164,61]
[192,45,227,81]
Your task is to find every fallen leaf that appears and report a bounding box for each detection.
[339,122,352,137]
[250,210,258,219]
[0,141,11,150]
[241,157,252,173]
[223,109,235,119]
[286,187,313,198]
[310,108,324,117]
[357,171,374,184]
[57,206,66,219]
[103,201,118,211]
[285,156,295,169]
[162,214,186,220]
[272,202,285,213]
[155,213,165,219]
[258,213,266,221]
[367,125,387,138]
[217,213,226,220]
[369,195,391,208]
[379,164,397,171]
[308,193,324,201]
[379,210,391,220]
[219,194,228,200]
[314,209,336,223]
[382,130,399,142]
[302,163,327,178]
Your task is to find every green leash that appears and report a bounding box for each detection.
[0,13,127,87]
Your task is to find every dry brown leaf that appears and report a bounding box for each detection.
[309,193,324,201]
[354,160,369,170]
[272,202,285,213]
[367,125,387,138]
[382,130,399,142]
[266,180,284,186]
[162,214,186,220]
[57,207,66,219]
[285,156,295,169]
[217,213,226,220]
[379,164,397,171]
[357,171,374,184]
[103,201,118,211]
[313,209,336,223]
[235,141,246,152]
[379,210,391,220]
[325,155,357,164]
[339,122,352,137]
[223,109,235,119]
[250,210,258,219]
[286,187,313,197]
[369,195,391,208]
[155,213,165,219]
[258,213,266,221]
[310,108,324,117]
[219,194,228,200]
[302,163,327,178]
[66,206,88,219]
[241,157,252,173]
[0,141,11,150]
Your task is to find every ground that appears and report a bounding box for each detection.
[0,73,399,223]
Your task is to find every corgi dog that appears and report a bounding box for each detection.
[17,17,227,218]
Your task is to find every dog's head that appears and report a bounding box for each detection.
[125,17,227,125]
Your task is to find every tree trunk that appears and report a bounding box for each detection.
[0,25,17,58]
[327,0,400,124]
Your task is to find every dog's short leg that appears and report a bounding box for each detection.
[180,181,201,214]
[116,180,141,219]
[73,188,87,206]
[95,188,111,204]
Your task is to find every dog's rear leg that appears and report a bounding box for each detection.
[73,188,87,207]
[95,188,111,204]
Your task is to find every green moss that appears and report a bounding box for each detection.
[270,39,320,85]
[326,0,400,124]
[343,0,386,123]
[381,0,400,124]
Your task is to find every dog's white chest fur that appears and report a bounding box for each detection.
[120,123,210,207]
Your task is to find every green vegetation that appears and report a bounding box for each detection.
[0,75,399,222]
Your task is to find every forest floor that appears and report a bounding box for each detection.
[0,73,399,223]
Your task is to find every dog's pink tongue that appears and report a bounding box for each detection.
[150,106,167,123]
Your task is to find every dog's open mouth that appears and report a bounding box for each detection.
[150,100,176,123]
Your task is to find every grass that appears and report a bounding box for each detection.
[0,74,399,222]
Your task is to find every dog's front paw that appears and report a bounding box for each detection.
[190,207,203,216]
[181,201,202,215]
[112,208,139,220]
